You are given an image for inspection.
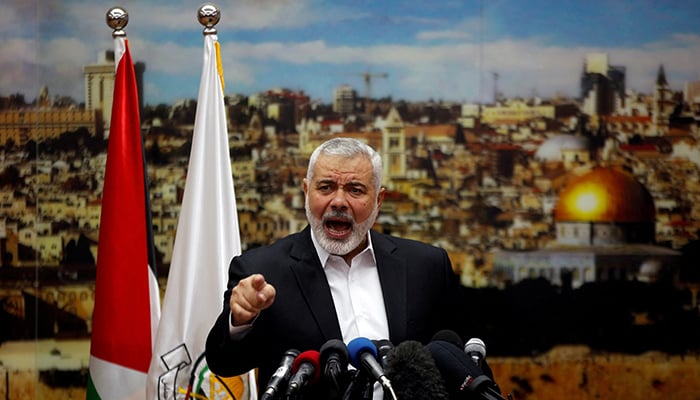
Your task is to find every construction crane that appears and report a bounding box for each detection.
[358,71,388,120]
[492,71,499,103]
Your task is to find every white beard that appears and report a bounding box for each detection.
[306,199,379,256]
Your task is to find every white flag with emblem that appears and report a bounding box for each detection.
[146,31,253,400]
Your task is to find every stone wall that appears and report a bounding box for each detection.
[489,346,700,400]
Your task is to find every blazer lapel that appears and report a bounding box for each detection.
[371,231,408,342]
[288,227,343,341]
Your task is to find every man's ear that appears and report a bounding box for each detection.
[376,186,386,207]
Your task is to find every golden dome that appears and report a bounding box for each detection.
[554,167,655,222]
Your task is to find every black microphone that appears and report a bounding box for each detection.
[347,337,397,400]
[285,350,321,397]
[426,340,505,400]
[384,340,449,400]
[432,329,463,348]
[464,337,486,368]
[372,339,393,369]
[320,339,349,398]
[260,349,300,400]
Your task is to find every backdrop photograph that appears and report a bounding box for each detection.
[1,1,699,399]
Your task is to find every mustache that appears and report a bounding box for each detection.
[322,210,354,222]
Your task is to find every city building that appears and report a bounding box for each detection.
[0,105,100,146]
[479,98,557,125]
[581,53,626,120]
[83,50,145,138]
[534,133,593,168]
[333,84,357,115]
[249,88,310,134]
[381,107,408,186]
[684,73,700,105]
[652,65,675,134]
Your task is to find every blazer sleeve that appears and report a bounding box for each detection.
[205,255,263,377]
[205,229,334,381]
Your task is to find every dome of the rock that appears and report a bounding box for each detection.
[554,167,655,223]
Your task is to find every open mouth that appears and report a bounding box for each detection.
[324,218,353,239]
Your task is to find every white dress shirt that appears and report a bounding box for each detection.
[311,230,389,400]
[312,231,390,342]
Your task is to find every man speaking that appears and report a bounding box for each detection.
[206,138,465,398]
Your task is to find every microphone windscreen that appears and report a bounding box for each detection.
[291,350,321,384]
[464,337,486,358]
[347,337,377,368]
[319,339,349,367]
[431,329,463,348]
[385,340,449,400]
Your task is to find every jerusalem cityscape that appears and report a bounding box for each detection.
[1,1,700,397]
[0,48,699,398]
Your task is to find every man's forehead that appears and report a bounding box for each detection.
[312,155,373,182]
[313,171,368,183]
[315,154,371,169]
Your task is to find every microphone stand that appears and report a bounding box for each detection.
[342,370,369,400]
[379,378,398,400]
[343,371,397,400]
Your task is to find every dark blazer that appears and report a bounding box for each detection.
[205,226,464,396]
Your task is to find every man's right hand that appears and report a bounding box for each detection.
[229,273,276,326]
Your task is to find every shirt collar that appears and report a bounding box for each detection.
[310,227,376,268]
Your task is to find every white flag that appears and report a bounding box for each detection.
[147,33,253,400]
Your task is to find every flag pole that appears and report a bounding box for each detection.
[182,7,219,399]
[182,9,220,400]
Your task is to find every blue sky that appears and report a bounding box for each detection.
[2,0,700,105]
